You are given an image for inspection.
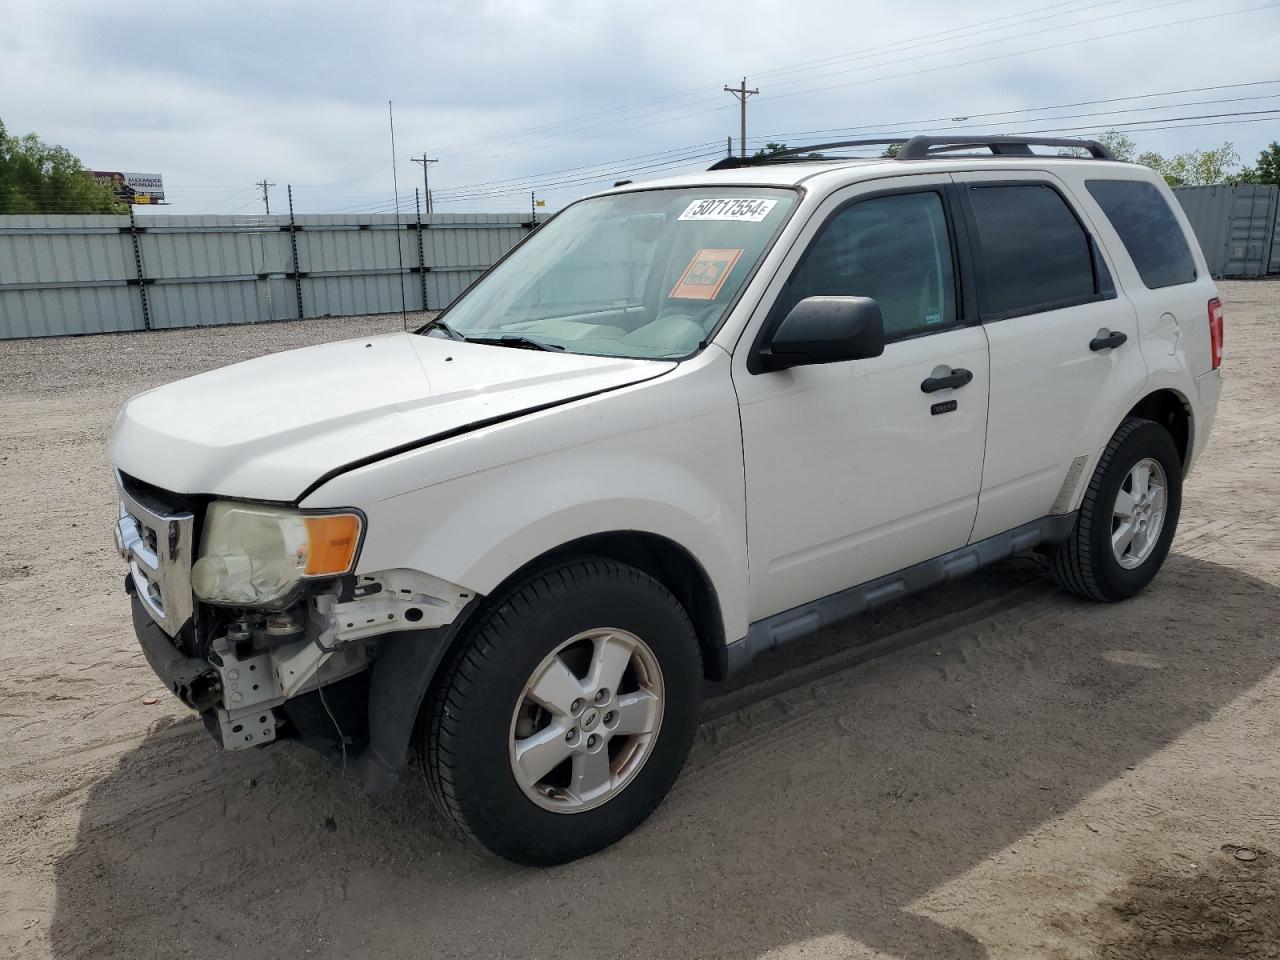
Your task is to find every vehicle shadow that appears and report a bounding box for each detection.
[48,552,1280,960]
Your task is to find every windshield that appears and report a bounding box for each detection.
[431,187,798,359]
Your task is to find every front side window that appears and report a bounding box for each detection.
[1086,179,1197,289]
[774,191,957,340]
[434,188,797,359]
[967,184,1097,318]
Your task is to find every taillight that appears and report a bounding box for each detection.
[1208,298,1224,369]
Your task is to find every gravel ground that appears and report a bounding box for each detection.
[1,285,1278,959]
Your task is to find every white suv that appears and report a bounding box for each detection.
[110,135,1224,864]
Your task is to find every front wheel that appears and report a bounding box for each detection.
[1052,417,1183,602]
[421,558,701,865]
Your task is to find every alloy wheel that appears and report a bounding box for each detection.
[508,628,664,813]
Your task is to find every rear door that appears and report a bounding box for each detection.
[952,171,1148,542]
[1081,174,1220,379]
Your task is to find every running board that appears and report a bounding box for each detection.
[726,514,1076,675]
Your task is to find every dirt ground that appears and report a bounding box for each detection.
[1,283,1278,960]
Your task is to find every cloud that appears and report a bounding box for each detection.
[4,0,1278,214]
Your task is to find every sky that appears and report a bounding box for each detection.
[3,0,1279,216]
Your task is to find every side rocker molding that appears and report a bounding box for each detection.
[725,513,1077,674]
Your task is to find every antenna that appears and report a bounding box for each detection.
[388,100,408,331]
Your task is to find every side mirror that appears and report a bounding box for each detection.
[754,296,886,372]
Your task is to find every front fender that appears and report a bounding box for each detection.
[303,350,749,644]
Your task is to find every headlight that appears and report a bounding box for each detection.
[190,502,363,606]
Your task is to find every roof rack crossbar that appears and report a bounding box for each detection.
[895,135,1115,160]
[707,139,908,170]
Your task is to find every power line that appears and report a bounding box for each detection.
[749,90,1280,144]
[747,0,1129,83]
[746,80,1280,142]
[761,2,1279,105]
[430,149,721,203]
[427,141,723,198]
[429,0,1270,168]
[422,0,1140,159]
[759,0,1197,97]
[424,0,1215,164]
[414,84,1280,203]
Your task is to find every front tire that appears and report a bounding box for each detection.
[1052,417,1183,602]
[421,558,701,865]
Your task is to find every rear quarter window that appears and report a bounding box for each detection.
[1085,179,1197,289]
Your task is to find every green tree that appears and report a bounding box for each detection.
[1136,143,1240,188]
[0,119,124,214]
[753,142,790,157]
[880,143,903,158]
[1233,141,1280,185]
[1097,130,1137,162]
[1059,130,1135,160]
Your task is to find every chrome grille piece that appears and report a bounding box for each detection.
[114,473,195,638]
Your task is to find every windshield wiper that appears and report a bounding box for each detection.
[417,317,466,341]
[465,335,565,352]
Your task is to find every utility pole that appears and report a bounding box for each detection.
[410,155,438,214]
[726,136,733,158]
[723,78,759,158]
[255,178,275,215]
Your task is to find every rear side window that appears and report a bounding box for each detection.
[967,184,1097,318]
[1086,179,1197,288]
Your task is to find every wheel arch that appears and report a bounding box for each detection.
[516,531,730,681]
[1124,387,1193,470]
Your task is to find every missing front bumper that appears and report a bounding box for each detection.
[129,591,220,711]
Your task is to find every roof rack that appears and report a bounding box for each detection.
[708,139,908,170]
[705,134,1115,170]
[896,135,1115,160]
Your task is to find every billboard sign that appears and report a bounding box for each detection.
[92,171,165,204]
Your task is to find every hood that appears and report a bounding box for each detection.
[109,332,674,501]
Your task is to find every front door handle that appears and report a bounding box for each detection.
[1090,330,1128,351]
[920,367,973,393]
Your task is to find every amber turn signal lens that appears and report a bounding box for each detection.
[302,513,362,576]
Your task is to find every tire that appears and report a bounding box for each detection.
[1052,417,1183,602]
[421,557,702,865]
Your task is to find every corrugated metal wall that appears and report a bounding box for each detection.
[1173,184,1280,279]
[6,191,1277,339]
[1271,210,1280,276]
[0,212,535,339]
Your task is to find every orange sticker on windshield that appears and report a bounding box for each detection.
[669,248,743,300]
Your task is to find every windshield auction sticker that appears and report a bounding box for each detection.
[677,198,778,222]
[669,248,743,300]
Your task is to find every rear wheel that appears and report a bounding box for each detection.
[1052,417,1183,602]
[422,558,701,865]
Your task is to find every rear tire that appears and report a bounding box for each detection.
[421,557,701,865]
[1052,417,1182,602]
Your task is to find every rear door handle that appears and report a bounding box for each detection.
[920,367,973,393]
[1090,330,1128,351]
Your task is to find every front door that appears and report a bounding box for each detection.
[733,178,990,623]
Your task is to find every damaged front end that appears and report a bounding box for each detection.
[116,471,473,786]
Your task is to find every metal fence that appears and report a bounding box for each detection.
[5,185,1278,340]
[1172,184,1280,280]
[0,210,536,340]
